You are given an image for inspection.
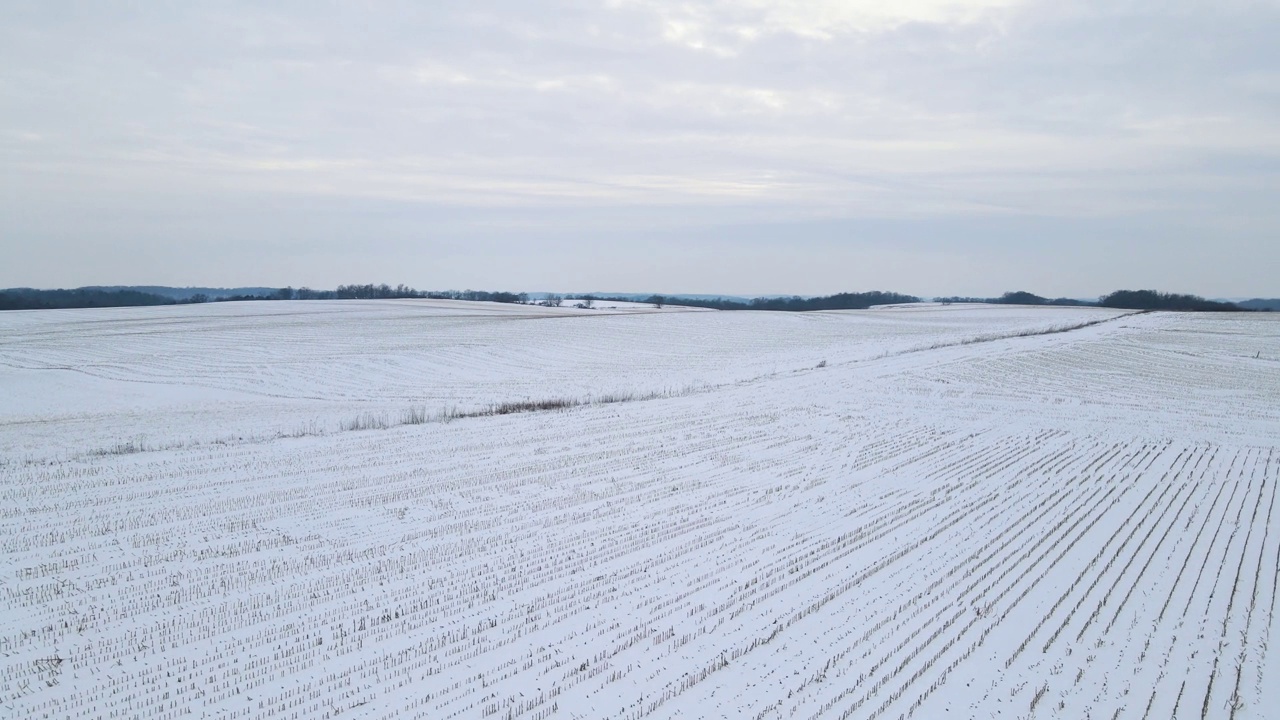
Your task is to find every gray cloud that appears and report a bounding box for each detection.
[2,0,1277,296]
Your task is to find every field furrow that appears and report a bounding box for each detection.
[3,303,1279,719]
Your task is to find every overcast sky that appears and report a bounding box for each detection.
[3,1,1278,297]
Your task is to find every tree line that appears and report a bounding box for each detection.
[0,285,532,310]
[0,287,181,311]
[936,290,1246,312]
[591,291,922,311]
[1,285,1264,312]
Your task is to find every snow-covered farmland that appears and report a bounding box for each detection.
[2,301,1279,719]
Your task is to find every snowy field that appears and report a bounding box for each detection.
[3,300,1280,719]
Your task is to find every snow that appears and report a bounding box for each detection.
[2,301,1279,719]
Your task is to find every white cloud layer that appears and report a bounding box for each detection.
[1,0,1277,296]
[637,0,1028,45]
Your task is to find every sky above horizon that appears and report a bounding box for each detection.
[3,1,1278,298]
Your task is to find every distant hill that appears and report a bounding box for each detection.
[1237,299,1280,311]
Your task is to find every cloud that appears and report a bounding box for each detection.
[631,0,1028,45]
[1,0,1278,294]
